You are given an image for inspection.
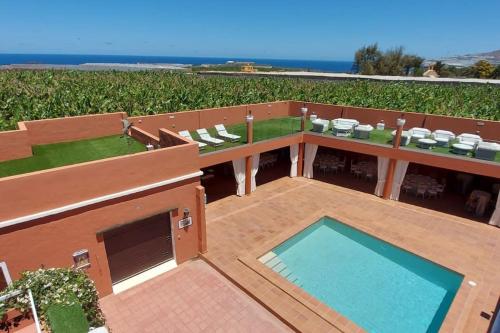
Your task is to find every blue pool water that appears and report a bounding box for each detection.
[269,217,463,333]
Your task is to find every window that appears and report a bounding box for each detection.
[0,262,12,290]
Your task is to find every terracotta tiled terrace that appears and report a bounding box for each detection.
[203,177,500,332]
[100,259,290,333]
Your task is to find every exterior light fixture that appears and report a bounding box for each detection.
[246,112,254,123]
[179,208,193,229]
[73,249,90,269]
[376,120,385,130]
[396,118,406,127]
[301,107,308,116]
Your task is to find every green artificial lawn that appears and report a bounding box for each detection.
[46,302,90,333]
[192,117,305,153]
[0,135,146,178]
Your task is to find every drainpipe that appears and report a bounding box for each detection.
[245,113,254,195]
[382,117,406,199]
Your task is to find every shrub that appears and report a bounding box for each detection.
[0,268,104,329]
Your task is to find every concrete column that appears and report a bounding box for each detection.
[245,113,254,196]
[382,118,406,200]
[195,186,207,254]
[297,143,305,177]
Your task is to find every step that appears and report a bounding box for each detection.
[258,251,276,264]
[272,262,287,273]
[265,256,282,269]
[280,268,292,278]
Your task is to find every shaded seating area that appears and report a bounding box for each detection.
[309,147,378,194]
[401,174,445,199]
[313,153,346,175]
[398,164,499,223]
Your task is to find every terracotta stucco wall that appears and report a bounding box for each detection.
[288,101,343,120]
[0,127,32,162]
[22,112,127,145]
[129,126,160,146]
[0,179,201,296]
[0,142,199,221]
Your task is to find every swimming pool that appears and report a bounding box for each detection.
[260,217,463,333]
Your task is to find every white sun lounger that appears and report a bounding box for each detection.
[214,124,241,142]
[178,130,207,149]
[196,128,225,147]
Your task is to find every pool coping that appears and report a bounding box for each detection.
[238,209,478,333]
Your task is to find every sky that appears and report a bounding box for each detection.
[0,0,499,61]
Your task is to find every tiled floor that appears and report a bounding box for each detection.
[204,177,500,333]
[100,259,291,333]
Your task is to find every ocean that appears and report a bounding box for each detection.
[0,54,354,73]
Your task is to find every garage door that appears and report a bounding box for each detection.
[104,213,173,284]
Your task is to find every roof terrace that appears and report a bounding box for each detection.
[0,135,145,178]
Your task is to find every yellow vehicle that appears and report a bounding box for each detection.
[241,64,256,72]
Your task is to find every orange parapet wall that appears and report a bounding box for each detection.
[0,124,32,162]
[22,112,127,145]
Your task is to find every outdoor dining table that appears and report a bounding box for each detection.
[452,143,474,155]
[418,138,437,149]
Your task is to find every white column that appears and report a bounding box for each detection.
[289,144,299,177]
[390,160,409,200]
[374,157,390,197]
[489,194,500,227]
[232,158,246,196]
[251,154,260,192]
[303,144,318,179]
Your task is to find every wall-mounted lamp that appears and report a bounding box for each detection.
[179,208,193,229]
[301,107,308,116]
[73,249,90,269]
[246,112,254,123]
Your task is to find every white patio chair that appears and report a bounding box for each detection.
[409,127,431,143]
[312,119,330,133]
[214,124,241,142]
[431,130,456,147]
[196,128,225,147]
[178,130,207,149]
[332,118,359,137]
[475,142,500,161]
[457,133,482,147]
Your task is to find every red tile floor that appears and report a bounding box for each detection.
[99,259,291,333]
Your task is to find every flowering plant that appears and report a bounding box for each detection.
[0,268,104,328]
